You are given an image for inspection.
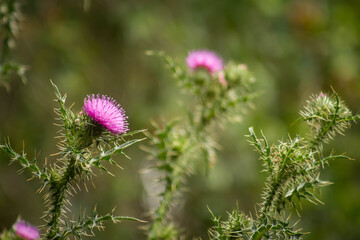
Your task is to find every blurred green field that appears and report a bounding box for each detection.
[1,0,360,239]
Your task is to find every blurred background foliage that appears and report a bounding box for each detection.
[0,0,360,239]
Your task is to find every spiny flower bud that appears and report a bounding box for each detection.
[300,92,353,143]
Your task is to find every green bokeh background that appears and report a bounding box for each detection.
[1,0,360,239]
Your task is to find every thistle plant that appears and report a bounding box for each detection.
[0,0,27,90]
[208,92,359,240]
[0,81,145,239]
[145,50,256,239]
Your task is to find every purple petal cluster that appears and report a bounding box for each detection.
[83,94,129,135]
[186,50,223,73]
[14,221,40,240]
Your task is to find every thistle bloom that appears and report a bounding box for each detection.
[83,94,129,135]
[14,221,40,240]
[186,50,223,74]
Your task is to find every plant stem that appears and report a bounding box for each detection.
[148,104,216,239]
[46,156,78,239]
[148,190,175,240]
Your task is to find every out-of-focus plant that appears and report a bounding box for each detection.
[0,0,27,90]
[0,81,145,239]
[145,50,256,240]
[208,92,359,240]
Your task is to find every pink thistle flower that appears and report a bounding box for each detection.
[83,94,129,135]
[186,50,223,74]
[14,221,40,240]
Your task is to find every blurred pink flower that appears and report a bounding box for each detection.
[83,94,129,135]
[186,50,223,74]
[14,221,40,240]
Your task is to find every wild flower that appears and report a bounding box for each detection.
[186,50,223,74]
[0,82,144,239]
[14,221,40,240]
[83,94,129,135]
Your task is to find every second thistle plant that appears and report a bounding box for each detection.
[146,50,256,239]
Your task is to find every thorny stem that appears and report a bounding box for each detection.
[148,147,189,239]
[148,188,177,239]
[259,144,295,219]
[47,156,79,239]
[148,101,217,239]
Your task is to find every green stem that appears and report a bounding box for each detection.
[148,102,216,239]
[148,153,184,239]
[148,190,176,240]
[46,156,78,239]
[260,145,294,216]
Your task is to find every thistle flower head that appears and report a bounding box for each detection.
[186,50,223,74]
[83,94,129,135]
[14,221,40,240]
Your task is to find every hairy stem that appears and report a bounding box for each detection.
[148,190,175,239]
[46,156,78,239]
[261,145,294,216]
[148,104,216,239]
